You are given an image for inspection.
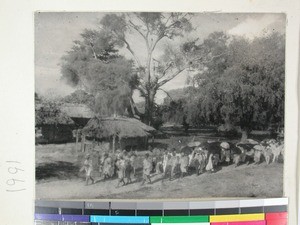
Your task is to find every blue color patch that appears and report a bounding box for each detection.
[35,214,62,221]
[61,214,90,222]
[90,215,149,223]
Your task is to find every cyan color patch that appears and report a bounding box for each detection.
[90,215,149,223]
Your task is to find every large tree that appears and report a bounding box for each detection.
[184,32,285,139]
[61,13,195,124]
[62,90,95,106]
[61,28,139,117]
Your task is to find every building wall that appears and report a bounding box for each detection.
[119,136,149,151]
[37,125,74,144]
[83,136,150,152]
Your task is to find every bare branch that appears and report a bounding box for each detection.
[136,85,147,97]
[128,20,147,40]
[89,42,98,59]
[122,39,142,68]
[205,52,227,63]
[157,54,203,87]
[158,67,186,87]
[158,88,173,101]
[157,51,227,87]
[107,22,142,68]
[156,62,174,79]
[164,14,172,27]
[151,34,165,52]
[138,81,147,92]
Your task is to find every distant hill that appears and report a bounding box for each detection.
[162,87,192,104]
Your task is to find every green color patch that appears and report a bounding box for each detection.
[150,216,163,223]
[150,216,209,223]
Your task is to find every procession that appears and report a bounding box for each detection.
[35,12,285,199]
[79,138,284,187]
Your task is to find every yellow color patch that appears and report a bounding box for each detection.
[210,213,265,222]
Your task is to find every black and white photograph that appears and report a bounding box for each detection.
[35,12,285,199]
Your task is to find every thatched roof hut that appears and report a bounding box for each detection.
[35,103,75,126]
[82,116,155,139]
[61,103,94,127]
[82,116,156,151]
[61,103,94,119]
[35,103,75,143]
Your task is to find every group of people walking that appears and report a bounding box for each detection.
[79,138,284,187]
[80,150,138,186]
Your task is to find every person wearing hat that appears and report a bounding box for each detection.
[253,145,263,164]
[115,155,126,188]
[162,153,173,183]
[205,153,214,172]
[103,152,114,179]
[141,153,152,185]
[123,151,133,184]
[220,142,231,165]
[80,154,94,186]
[179,152,189,178]
[97,151,104,177]
[129,151,138,177]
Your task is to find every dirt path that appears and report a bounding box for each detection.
[36,163,283,200]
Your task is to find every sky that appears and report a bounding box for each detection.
[35,12,285,103]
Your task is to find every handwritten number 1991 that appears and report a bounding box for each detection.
[6,161,25,192]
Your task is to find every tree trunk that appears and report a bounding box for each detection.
[143,88,157,126]
[81,135,85,152]
[241,130,248,142]
[75,129,79,152]
[129,96,142,118]
[119,137,122,150]
[112,135,116,153]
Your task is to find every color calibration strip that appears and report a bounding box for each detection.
[34,198,288,225]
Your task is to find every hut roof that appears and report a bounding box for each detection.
[61,104,94,119]
[82,116,156,139]
[35,103,75,126]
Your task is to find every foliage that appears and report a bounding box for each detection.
[61,13,194,124]
[62,90,95,107]
[183,32,285,134]
[61,28,139,116]
[36,101,74,126]
[160,99,186,125]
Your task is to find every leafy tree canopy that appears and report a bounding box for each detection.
[61,12,194,124]
[183,32,285,135]
[61,28,139,116]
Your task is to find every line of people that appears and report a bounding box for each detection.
[80,150,139,186]
[79,138,284,186]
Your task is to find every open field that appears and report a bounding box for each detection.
[36,141,283,199]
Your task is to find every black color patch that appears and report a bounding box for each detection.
[241,206,264,214]
[216,208,239,215]
[163,210,189,216]
[35,206,59,214]
[190,209,215,215]
[137,210,163,216]
[264,205,287,212]
[84,209,109,215]
[61,208,82,215]
[110,209,136,216]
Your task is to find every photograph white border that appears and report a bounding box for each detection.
[0,0,299,225]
